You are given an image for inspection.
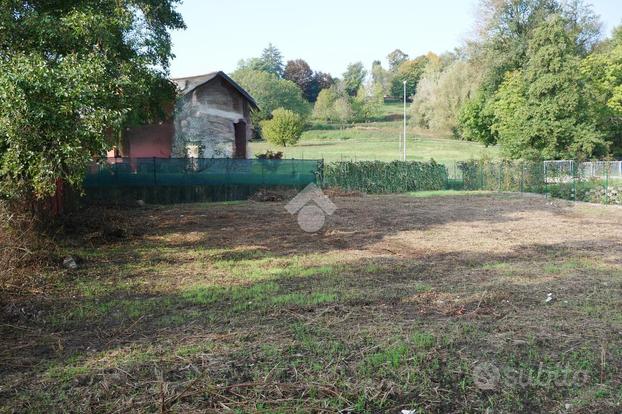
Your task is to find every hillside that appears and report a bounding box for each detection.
[250,103,500,164]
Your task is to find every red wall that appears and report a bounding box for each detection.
[110,122,174,158]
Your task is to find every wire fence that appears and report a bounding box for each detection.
[450,160,622,205]
[82,157,622,206]
[544,160,622,180]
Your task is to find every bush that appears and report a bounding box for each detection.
[255,150,283,160]
[260,108,305,147]
[323,160,447,194]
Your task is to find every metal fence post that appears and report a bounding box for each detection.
[573,161,577,202]
[605,169,609,205]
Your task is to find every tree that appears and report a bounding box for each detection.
[236,57,266,72]
[412,60,481,135]
[333,97,354,128]
[458,93,498,145]
[260,108,305,146]
[342,62,367,96]
[352,86,382,122]
[259,43,284,77]
[231,69,310,124]
[283,59,316,101]
[371,60,392,96]
[236,44,285,78]
[387,49,409,71]
[582,25,622,155]
[314,72,335,91]
[490,15,605,159]
[313,88,339,122]
[0,0,184,199]
[390,55,430,98]
[459,0,603,146]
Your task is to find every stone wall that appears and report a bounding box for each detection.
[172,79,252,158]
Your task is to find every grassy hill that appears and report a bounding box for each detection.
[250,102,499,165]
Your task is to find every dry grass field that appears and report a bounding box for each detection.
[1,193,621,413]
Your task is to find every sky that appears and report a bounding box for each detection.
[169,0,622,79]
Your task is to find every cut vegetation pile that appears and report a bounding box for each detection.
[1,194,621,413]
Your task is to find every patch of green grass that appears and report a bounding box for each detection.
[46,362,89,383]
[408,190,491,198]
[176,342,213,357]
[271,292,337,307]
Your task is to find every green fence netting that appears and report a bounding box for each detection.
[82,158,322,204]
[85,158,323,188]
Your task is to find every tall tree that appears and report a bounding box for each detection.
[412,60,482,135]
[314,72,335,91]
[390,55,430,98]
[582,26,622,156]
[231,69,310,124]
[371,60,391,96]
[459,0,603,146]
[0,0,184,199]
[490,15,605,159]
[342,62,367,96]
[313,88,339,122]
[260,43,285,77]
[387,49,409,71]
[283,59,316,101]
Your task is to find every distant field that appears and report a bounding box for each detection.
[250,102,500,164]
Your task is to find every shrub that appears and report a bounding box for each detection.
[255,150,284,160]
[259,108,305,147]
[323,160,447,194]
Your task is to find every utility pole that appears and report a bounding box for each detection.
[403,81,407,161]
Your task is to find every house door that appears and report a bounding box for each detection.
[234,121,247,159]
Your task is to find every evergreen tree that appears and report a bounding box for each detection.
[490,15,605,159]
[260,43,285,77]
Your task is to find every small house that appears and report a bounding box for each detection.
[111,71,258,159]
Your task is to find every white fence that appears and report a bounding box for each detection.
[544,160,622,179]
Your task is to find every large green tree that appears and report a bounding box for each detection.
[237,43,285,78]
[390,55,430,98]
[342,62,367,96]
[231,69,310,124]
[582,26,622,156]
[259,43,284,77]
[459,0,602,147]
[0,0,184,199]
[490,15,605,159]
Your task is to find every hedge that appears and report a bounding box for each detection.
[323,160,448,194]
